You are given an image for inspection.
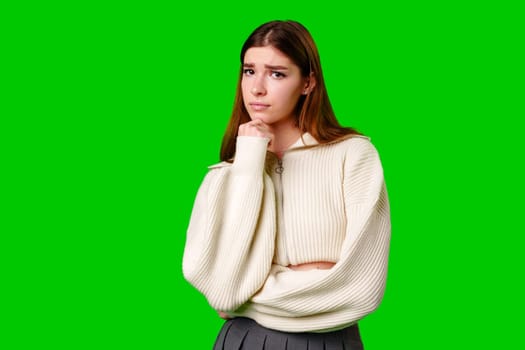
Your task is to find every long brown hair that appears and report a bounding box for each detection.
[220,20,360,161]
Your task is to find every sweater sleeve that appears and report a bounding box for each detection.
[182,136,277,311]
[233,139,391,332]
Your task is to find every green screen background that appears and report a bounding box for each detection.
[2,1,523,349]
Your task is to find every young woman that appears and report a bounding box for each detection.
[183,20,391,350]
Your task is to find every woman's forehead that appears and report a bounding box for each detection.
[243,46,295,67]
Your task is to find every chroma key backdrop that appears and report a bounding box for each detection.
[2,1,522,349]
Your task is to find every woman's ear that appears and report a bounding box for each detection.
[302,72,317,95]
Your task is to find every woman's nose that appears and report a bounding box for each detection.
[251,77,266,96]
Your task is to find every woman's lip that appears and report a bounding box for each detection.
[250,103,270,111]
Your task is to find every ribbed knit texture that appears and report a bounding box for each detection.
[183,134,391,333]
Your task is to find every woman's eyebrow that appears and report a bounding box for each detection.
[265,65,289,70]
[242,63,289,70]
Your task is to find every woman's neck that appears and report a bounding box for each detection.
[268,121,302,158]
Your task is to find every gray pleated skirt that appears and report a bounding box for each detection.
[213,317,364,350]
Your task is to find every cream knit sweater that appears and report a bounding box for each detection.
[183,133,391,332]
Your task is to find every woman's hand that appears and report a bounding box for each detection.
[217,311,231,320]
[238,119,274,144]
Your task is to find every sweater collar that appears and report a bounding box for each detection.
[288,132,318,150]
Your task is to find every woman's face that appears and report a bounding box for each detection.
[241,45,307,127]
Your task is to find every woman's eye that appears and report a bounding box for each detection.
[243,69,255,76]
[271,71,286,78]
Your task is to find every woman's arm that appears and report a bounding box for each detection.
[182,136,277,311]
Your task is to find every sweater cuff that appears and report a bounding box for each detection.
[233,136,269,175]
